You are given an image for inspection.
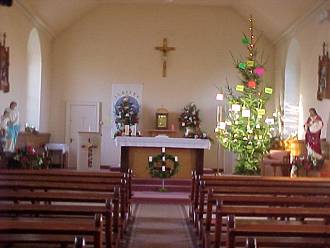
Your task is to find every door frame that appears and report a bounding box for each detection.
[65,101,101,167]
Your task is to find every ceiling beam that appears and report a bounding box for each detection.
[14,0,55,39]
[275,0,329,45]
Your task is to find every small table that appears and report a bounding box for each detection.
[45,143,69,168]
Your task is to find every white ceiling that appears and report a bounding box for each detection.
[17,0,324,41]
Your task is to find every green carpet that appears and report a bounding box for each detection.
[126,204,198,248]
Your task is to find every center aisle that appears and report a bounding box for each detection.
[126,204,198,248]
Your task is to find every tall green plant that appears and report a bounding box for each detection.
[215,16,273,175]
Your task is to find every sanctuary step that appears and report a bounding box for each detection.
[132,178,191,204]
[133,178,191,192]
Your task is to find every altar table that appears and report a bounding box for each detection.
[115,136,211,178]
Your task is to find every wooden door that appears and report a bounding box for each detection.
[65,102,101,168]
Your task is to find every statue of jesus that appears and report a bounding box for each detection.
[304,108,324,165]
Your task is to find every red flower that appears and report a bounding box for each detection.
[247,80,256,88]
[20,156,29,164]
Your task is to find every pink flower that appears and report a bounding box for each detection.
[254,67,265,77]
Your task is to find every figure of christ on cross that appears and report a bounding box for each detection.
[155,38,175,77]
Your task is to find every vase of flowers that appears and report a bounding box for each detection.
[9,146,48,169]
[114,96,140,137]
[179,103,200,138]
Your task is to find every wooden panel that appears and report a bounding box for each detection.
[128,147,197,178]
[16,132,50,149]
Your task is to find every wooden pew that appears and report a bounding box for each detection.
[245,238,257,248]
[191,174,330,248]
[191,173,330,211]
[0,169,129,248]
[74,236,86,248]
[0,168,132,220]
[192,174,330,227]
[0,214,103,248]
[0,201,115,248]
[0,189,120,248]
[197,185,330,240]
[226,215,330,248]
[205,199,330,248]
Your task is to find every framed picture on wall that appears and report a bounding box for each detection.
[317,42,330,101]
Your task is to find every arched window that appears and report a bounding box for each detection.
[26,28,42,130]
[283,39,301,138]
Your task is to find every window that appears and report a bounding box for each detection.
[26,28,42,130]
[283,39,302,138]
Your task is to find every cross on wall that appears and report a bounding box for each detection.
[155,38,176,77]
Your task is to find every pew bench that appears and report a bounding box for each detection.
[227,215,330,248]
[0,215,103,248]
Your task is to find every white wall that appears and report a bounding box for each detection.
[0,4,52,132]
[50,4,275,169]
[275,1,330,140]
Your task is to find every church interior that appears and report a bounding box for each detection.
[1,0,330,247]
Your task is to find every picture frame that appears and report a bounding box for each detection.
[0,33,9,93]
[155,107,169,130]
[317,42,330,101]
[156,113,168,130]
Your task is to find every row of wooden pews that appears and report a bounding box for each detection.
[0,168,132,248]
[190,171,330,248]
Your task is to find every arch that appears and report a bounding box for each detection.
[283,39,301,138]
[26,28,42,130]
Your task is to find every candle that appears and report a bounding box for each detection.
[162,166,166,172]
[131,124,137,136]
[175,156,178,162]
[220,106,223,122]
[162,156,166,162]
[124,125,130,136]
[162,147,166,153]
[216,93,224,101]
[148,156,153,162]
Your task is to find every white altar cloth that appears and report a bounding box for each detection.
[115,136,211,150]
[45,143,69,154]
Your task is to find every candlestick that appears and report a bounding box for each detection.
[220,105,223,122]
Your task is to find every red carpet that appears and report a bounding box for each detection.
[125,204,197,248]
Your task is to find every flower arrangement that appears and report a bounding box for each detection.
[179,103,200,129]
[179,103,201,138]
[114,96,139,137]
[10,146,48,169]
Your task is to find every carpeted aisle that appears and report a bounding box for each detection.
[126,204,198,248]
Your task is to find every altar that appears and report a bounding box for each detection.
[115,136,211,178]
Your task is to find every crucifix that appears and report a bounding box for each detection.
[155,38,175,77]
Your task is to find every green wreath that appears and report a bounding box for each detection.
[148,153,180,179]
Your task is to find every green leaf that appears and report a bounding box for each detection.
[238,62,246,70]
[241,36,250,45]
